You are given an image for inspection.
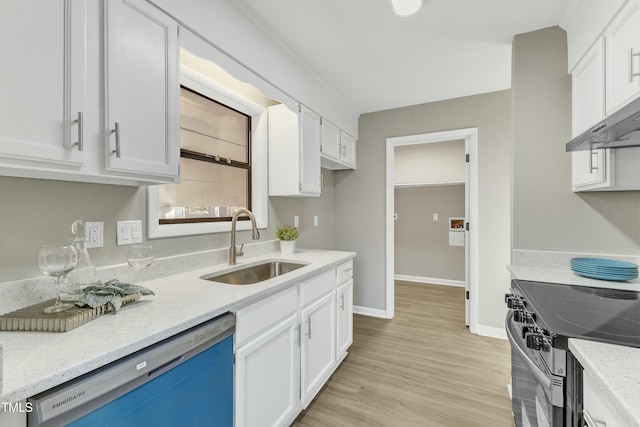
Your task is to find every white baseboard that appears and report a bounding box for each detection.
[476,324,507,340]
[394,274,465,287]
[353,305,388,318]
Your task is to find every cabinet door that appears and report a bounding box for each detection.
[605,0,640,115]
[336,279,353,359]
[340,131,357,168]
[320,118,341,161]
[571,38,610,191]
[301,291,336,408]
[104,0,179,180]
[583,372,626,427]
[235,313,300,427]
[299,105,321,195]
[0,0,85,170]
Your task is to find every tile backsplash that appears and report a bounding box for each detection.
[513,249,640,269]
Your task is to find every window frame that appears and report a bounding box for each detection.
[147,64,268,238]
[159,85,252,225]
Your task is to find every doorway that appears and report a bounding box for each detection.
[385,128,478,333]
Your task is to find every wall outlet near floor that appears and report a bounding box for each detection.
[116,220,143,246]
[433,213,439,221]
[85,222,104,248]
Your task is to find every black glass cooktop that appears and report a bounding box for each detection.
[514,280,640,349]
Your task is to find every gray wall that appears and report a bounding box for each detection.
[512,26,640,255]
[334,90,512,330]
[394,186,465,281]
[0,173,335,282]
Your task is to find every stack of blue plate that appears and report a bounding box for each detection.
[570,258,639,282]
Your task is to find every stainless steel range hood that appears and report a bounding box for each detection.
[566,96,640,151]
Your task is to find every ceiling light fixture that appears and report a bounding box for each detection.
[390,0,424,16]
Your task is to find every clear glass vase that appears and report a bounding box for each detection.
[62,220,100,301]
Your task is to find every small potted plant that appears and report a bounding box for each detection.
[276,225,299,255]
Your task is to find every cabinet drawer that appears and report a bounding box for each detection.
[235,286,298,347]
[300,269,335,307]
[337,260,353,285]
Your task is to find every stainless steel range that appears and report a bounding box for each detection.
[505,279,640,427]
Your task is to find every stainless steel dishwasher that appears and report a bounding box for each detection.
[28,313,235,427]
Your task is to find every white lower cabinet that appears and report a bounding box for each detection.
[336,279,354,360]
[235,313,300,427]
[300,291,336,408]
[234,262,353,426]
[583,371,626,427]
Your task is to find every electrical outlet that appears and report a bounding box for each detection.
[294,215,300,227]
[85,222,104,248]
[314,215,318,227]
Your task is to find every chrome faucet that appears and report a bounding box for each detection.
[229,209,260,265]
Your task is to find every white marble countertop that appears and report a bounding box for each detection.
[569,339,640,427]
[0,249,355,403]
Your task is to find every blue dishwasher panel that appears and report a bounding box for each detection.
[68,334,233,427]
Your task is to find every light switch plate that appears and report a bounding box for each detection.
[116,220,143,246]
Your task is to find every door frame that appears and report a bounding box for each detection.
[385,127,478,334]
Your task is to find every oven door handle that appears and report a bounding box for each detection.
[505,312,552,390]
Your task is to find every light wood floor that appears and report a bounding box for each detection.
[293,281,513,427]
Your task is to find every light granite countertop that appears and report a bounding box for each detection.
[569,339,640,427]
[0,248,355,404]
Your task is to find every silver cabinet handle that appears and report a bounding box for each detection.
[306,318,312,339]
[340,294,345,311]
[72,112,83,151]
[629,48,640,83]
[111,122,121,157]
[342,144,346,156]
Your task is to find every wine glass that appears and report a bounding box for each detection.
[127,245,154,285]
[37,244,78,313]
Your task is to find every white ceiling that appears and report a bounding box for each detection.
[231,0,574,114]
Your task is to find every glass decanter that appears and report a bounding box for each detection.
[63,220,100,301]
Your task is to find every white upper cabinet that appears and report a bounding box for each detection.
[104,0,180,182]
[0,0,180,185]
[571,38,611,191]
[268,104,321,196]
[320,118,341,162]
[340,131,357,168]
[320,118,357,170]
[567,0,640,192]
[0,0,86,171]
[605,0,640,115]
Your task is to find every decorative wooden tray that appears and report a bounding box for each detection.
[0,293,140,332]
